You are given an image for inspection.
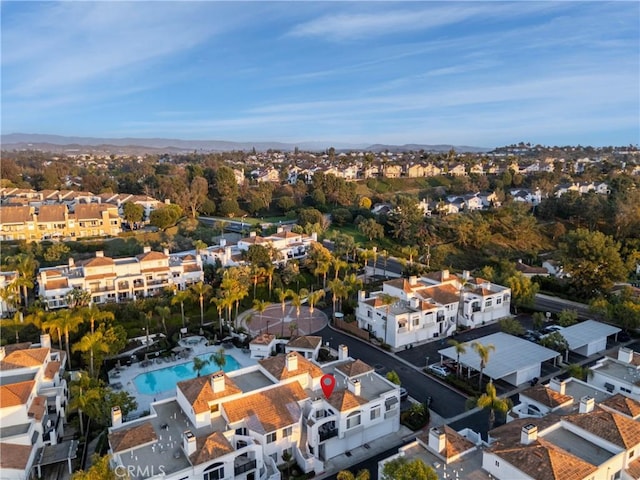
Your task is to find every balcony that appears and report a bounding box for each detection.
[319,427,338,442]
[147,279,169,286]
[234,457,257,476]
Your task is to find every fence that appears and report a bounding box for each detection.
[334,318,370,341]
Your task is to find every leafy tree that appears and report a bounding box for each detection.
[245,244,272,268]
[560,228,628,296]
[566,363,593,381]
[359,196,372,209]
[122,201,144,227]
[386,370,401,385]
[382,457,437,480]
[43,242,71,262]
[212,166,239,202]
[332,208,353,226]
[499,317,524,336]
[357,217,384,241]
[298,207,324,227]
[84,386,137,427]
[539,331,569,359]
[181,176,209,218]
[338,469,371,480]
[149,204,182,230]
[557,309,578,327]
[217,198,241,217]
[277,196,296,213]
[71,454,120,480]
[532,312,546,331]
[472,342,495,390]
[505,273,539,313]
[387,195,424,244]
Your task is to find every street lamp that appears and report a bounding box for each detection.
[426,356,430,368]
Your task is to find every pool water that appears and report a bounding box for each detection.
[133,354,241,394]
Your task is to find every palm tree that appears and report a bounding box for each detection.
[359,249,375,284]
[171,289,191,328]
[288,289,303,336]
[7,253,38,309]
[472,342,495,390]
[209,347,226,371]
[401,245,418,265]
[250,264,264,299]
[65,288,92,310]
[306,289,325,334]
[155,306,170,335]
[0,284,19,317]
[331,257,348,280]
[263,263,276,297]
[73,330,109,377]
[81,305,114,334]
[69,372,100,436]
[378,293,399,345]
[2,311,24,342]
[26,306,50,335]
[192,356,208,377]
[471,381,512,430]
[380,250,388,278]
[49,309,85,369]
[193,239,207,255]
[190,281,212,327]
[252,299,270,334]
[448,339,467,378]
[274,288,291,337]
[43,315,63,351]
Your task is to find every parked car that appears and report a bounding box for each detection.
[541,325,563,335]
[428,364,451,377]
[399,387,408,401]
[523,330,542,342]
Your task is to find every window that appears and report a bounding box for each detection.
[630,450,635,459]
[266,432,277,444]
[235,427,247,436]
[495,460,500,467]
[413,318,419,326]
[485,299,493,308]
[283,426,292,438]
[203,462,224,480]
[346,412,361,429]
[370,406,380,420]
[496,297,502,305]
[367,311,372,318]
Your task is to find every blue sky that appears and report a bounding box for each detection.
[1,1,638,147]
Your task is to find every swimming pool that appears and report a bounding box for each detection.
[133,354,241,395]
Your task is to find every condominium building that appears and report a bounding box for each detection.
[107,345,401,479]
[0,335,73,480]
[38,247,204,309]
[356,271,511,349]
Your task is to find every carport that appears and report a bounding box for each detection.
[437,332,559,387]
[560,320,621,356]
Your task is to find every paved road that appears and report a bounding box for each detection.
[318,325,468,419]
[533,293,593,319]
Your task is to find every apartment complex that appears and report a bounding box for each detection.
[0,204,121,242]
[38,247,204,309]
[108,345,401,479]
[356,271,511,348]
[0,335,73,480]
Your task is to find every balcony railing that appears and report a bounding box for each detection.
[319,427,338,442]
[234,458,257,475]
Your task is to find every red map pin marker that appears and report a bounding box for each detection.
[320,374,336,398]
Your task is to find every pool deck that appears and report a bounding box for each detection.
[108,336,257,417]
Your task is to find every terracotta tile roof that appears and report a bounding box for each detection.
[43,270,63,277]
[28,395,47,421]
[0,443,33,470]
[516,262,548,275]
[190,432,234,466]
[364,297,384,308]
[420,284,460,305]
[0,348,49,370]
[74,204,110,219]
[489,438,597,480]
[271,231,301,239]
[0,380,35,407]
[2,342,32,355]
[140,266,170,273]
[80,256,115,268]
[222,382,308,433]
[182,254,196,260]
[110,421,158,453]
[287,336,321,350]
[37,204,67,223]
[84,273,116,281]
[44,361,61,380]
[335,359,374,378]
[470,287,494,297]
[137,251,168,262]
[326,389,368,412]
[489,416,561,445]
[250,333,276,346]
[522,384,573,409]
[259,352,324,380]
[177,372,242,414]
[384,278,415,293]
[419,425,475,460]
[565,407,640,448]
[626,457,640,479]
[600,393,640,419]
[44,278,69,290]
[424,271,459,283]
[183,264,202,273]
[0,206,33,224]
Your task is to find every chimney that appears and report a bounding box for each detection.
[0,346,5,361]
[111,406,122,427]
[249,231,256,238]
[311,232,318,242]
[220,238,227,247]
[358,290,366,302]
[520,424,538,445]
[164,198,171,204]
[143,246,152,253]
[277,227,284,233]
[579,396,595,414]
[409,276,417,286]
[428,427,446,454]
[49,429,57,445]
[163,248,169,256]
[348,379,361,396]
[410,297,420,309]
[618,347,634,364]
[338,344,348,361]
[183,431,196,456]
[95,250,104,258]
[68,257,75,267]
[40,334,51,349]
[211,372,225,393]
[442,270,449,280]
[286,352,298,372]
[462,270,470,280]
[549,377,566,395]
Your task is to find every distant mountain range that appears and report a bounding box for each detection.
[0,133,491,154]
